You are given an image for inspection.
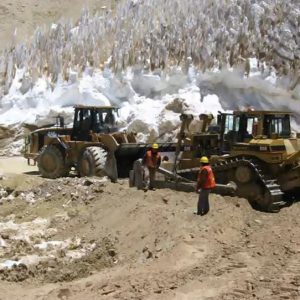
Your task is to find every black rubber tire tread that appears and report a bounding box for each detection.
[38,145,68,179]
[79,146,107,177]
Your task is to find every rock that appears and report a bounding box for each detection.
[128,119,151,134]
[155,246,162,252]
[259,277,271,283]
[57,288,71,299]
[0,237,7,247]
[93,187,104,193]
[162,196,169,204]
[0,188,8,199]
[108,248,117,257]
[101,288,116,296]
[254,219,262,225]
[21,192,35,204]
[247,282,253,291]
[6,194,15,202]
[142,247,153,259]
[83,179,94,186]
[63,179,70,185]
[165,98,187,113]
[71,192,79,200]
[87,195,95,201]
[1,233,9,239]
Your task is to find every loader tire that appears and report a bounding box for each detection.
[79,147,107,178]
[38,145,68,179]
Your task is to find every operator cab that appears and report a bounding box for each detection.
[71,105,119,141]
[217,111,292,152]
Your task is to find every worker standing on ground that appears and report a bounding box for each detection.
[195,156,216,215]
[143,143,161,190]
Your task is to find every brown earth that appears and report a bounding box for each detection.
[0,157,300,299]
[0,0,116,50]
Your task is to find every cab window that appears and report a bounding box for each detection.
[224,115,234,134]
[271,117,290,136]
[246,117,258,136]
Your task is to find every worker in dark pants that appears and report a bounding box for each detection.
[143,143,161,190]
[195,156,216,215]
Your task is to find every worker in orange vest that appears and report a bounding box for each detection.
[195,156,216,215]
[143,143,161,190]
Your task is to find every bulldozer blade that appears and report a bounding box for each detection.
[154,180,237,196]
[157,166,191,183]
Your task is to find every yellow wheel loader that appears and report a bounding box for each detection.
[24,105,176,181]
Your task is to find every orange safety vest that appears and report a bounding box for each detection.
[198,165,216,189]
[145,150,161,169]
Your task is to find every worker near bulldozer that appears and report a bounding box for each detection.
[195,156,216,215]
[143,143,161,190]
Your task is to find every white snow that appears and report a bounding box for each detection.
[0,215,95,270]
[0,0,299,151]
[1,64,300,146]
[0,67,228,142]
[0,218,51,242]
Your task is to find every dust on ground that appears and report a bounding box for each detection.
[0,157,300,299]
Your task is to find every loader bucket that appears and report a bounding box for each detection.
[115,143,179,178]
[115,144,149,178]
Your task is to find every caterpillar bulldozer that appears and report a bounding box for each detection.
[151,110,300,211]
[24,105,176,181]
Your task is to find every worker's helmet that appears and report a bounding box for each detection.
[200,156,209,163]
[152,143,159,150]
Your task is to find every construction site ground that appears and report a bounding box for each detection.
[0,157,300,299]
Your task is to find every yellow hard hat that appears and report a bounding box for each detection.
[200,156,209,163]
[152,143,159,149]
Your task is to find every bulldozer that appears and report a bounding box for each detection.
[24,105,173,181]
[140,110,300,211]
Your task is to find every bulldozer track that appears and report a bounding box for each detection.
[176,157,285,211]
[212,157,284,211]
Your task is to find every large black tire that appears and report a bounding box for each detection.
[78,147,118,181]
[38,145,68,179]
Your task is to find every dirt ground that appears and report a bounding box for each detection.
[0,0,116,49]
[0,156,37,174]
[0,157,300,299]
